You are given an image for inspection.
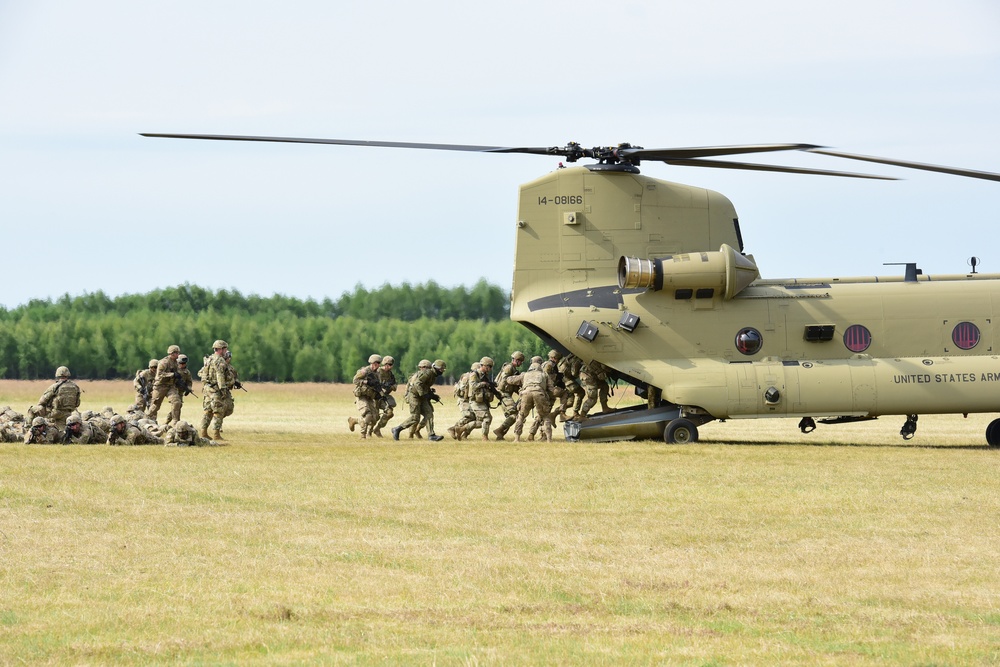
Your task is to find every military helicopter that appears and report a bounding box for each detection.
[141,133,1000,445]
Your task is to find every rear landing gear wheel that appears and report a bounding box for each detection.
[986,418,1000,448]
[664,418,699,444]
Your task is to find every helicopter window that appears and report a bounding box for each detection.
[844,324,872,353]
[675,289,693,300]
[952,322,980,350]
[735,328,763,355]
[696,289,715,299]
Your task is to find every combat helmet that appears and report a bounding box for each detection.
[66,414,82,426]
[432,359,447,373]
[148,358,159,368]
[31,416,47,428]
[547,349,562,361]
[479,357,494,368]
[110,414,126,427]
[511,351,525,362]
[531,355,543,364]
[368,353,383,364]
[418,359,432,369]
[528,362,542,371]
[212,339,228,350]
[55,366,71,378]
[167,344,181,355]
[178,354,188,364]
[382,355,395,366]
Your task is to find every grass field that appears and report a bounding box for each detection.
[1,380,998,665]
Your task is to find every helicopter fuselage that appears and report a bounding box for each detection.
[510,165,999,424]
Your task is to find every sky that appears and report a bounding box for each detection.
[1,0,998,309]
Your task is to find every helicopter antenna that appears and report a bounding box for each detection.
[968,256,981,274]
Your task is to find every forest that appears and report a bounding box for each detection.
[0,282,550,382]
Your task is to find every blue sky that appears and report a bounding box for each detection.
[1,1,998,308]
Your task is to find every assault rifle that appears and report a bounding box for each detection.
[174,373,199,399]
[137,375,151,406]
[428,389,442,405]
[234,380,247,392]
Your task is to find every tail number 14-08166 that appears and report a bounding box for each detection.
[537,195,583,205]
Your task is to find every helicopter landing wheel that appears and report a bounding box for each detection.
[664,418,699,444]
[986,419,1000,448]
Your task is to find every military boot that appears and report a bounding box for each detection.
[492,428,505,441]
[391,426,402,440]
[348,417,358,432]
[210,429,225,441]
[199,427,209,438]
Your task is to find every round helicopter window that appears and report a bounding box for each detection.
[844,324,872,353]
[735,327,763,355]
[952,321,980,350]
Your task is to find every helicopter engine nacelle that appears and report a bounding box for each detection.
[618,243,760,300]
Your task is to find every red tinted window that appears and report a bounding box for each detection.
[735,327,763,355]
[844,324,871,353]
[952,322,980,350]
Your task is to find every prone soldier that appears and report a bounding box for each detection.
[24,417,59,444]
[107,414,164,445]
[62,414,108,444]
[163,420,218,447]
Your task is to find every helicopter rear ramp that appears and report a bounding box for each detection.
[563,404,681,442]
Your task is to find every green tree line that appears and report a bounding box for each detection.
[0,283,550,382]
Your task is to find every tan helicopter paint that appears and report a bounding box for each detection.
[510,165,1000,426]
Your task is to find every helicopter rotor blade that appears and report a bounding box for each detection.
[621,143,821,161]
[660,158,898,180]
[807,148,1000,183]
[139,133,543,154]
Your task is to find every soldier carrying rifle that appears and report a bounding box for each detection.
[349,353,384,440]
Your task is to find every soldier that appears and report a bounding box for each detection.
[513,360,553,441]
[577,360,611,420]
[528,350,566,439]
[448,361,480,440]
[163,420,218,447]
[133,359,158,411]
[200,339,237,440]
[0,406,25,427]
[392,359,446,441]
[146,344,182,422]
[491,351,525,441]
[28,366,81,430]
[166,354,196,426]
[24,416,59,444]
[62,414,108,444]
[106,414,164,445]
[0,422,24,442]
[464,356,498,441]
[348,353,383,439]
[559,353,585,419]
[373,355,398,437]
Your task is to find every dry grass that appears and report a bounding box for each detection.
[1,380,998,665]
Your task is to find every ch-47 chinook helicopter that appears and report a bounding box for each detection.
[142,133,1000,445]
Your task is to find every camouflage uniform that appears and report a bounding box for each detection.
[30,367,81,430]
[62,415,108,444]
[529,351,565,439]
[491,352,524,440]
[514,362,553,441]
[0,424,24,442]
[392,360,446,441]
[350,354,383,439]
[560,354,585,418]
[147,345,182,421]
[448,362,480,440]
[133,359,158,411]
[107,415,164,445]
[163,420,218,447]
[457,357,497,440]
[578,360,611,419]
[200,340,236,440]
[374,356,398,436]
[24,417,60,444]
[166,356,195,426]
